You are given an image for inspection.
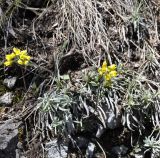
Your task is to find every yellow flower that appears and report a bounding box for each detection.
[102,60,107,67]
[13,47,21,55]
[20,55,25,60]
[4,60,13,66]
[6,53,16,61]
[25,55,31,60]
[101,66,107,73]
[17,59,24,65]
[108,64,116,71]
[20,50,27,55]
[98,68,103,75]
[24,60,29,65]
[105,74,111,81]
[17,59,29,65]
[109,71,117,77]
[20,54,30,61]
[105,71,117,81]
[19,54,30,66]
[4,47,31,67]
[101,60,107,74]
[98,60,118,84]
[16,49,30,66]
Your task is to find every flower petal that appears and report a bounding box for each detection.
[108,64,116,71]
[24,60,29,65]
[10,53,16,59]
[20,55,25,60]
[109,71,117,77]
[4,61,12,66]
[101,66,107,73]
[17,59,24,65]
[13,47,21,55]
[20,50,27,56]
[105,74,111,80]
[25,55,31,61]
[6,53,15,61]
[6,55,11,61]
[102,60,107,67]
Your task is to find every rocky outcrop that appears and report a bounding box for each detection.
[0,119,21,158]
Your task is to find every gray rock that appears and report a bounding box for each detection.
[0,119,21,158]
[96,124,105,138]
[17,142,23,149]
[45,140,68,158]
[75,136,89,149]
[3,77,17,89]
[107,112,121,129]
[0,92,13,106]
[134,63,140,68]
[16,149,20,158]
[86,142,95,158]
[112,145,128,156]
[134,153,144,158]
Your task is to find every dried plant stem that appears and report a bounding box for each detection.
[21,67,27,90]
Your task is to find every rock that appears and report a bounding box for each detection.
[0,119,21,158]
[0,92,13,106]
[107,112,121,129]
[134,153,144,158]
[134,63,140,69]
[16,149,20,158]
[86,142,95,158]
[3,77,17,89]
[17,142,23,150]
[45,140,68,158]
[75,136,89,150]
[111,145,128,156]
[0,92,14,106]
[96,124,105,138]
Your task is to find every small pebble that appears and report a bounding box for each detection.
[3,77,17,89]
[0,92,13,106]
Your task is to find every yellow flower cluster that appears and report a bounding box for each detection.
[98,60,117,81]
[4,47,31,66]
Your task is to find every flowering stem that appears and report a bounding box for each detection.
[21,67,27,90]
